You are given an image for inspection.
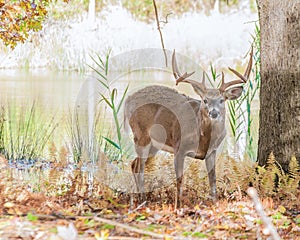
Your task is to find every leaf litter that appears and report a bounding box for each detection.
[0,160,299,240]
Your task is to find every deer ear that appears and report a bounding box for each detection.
[223,86,243,100]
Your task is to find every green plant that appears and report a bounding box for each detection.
[48,0,105,20]
[227,53,259,161]
[245,23,260,161]
[0,103,57,161]
[230,24,260,161]
[227,94,246,142]
[89,50,129,161]
[66,107,103,163]
[216,153,300,202]
[207,43,259,162]
[206,64,246,146]
[66,108,84,163]
[27,212,38,222]
[122,0,153,22]
[0,106,6,154]
[208,64,220,86]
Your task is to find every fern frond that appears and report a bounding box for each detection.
[289,156,300,179]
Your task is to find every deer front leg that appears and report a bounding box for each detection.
[205,150,217,201]
[174,153,185,209]
[130,157,146,209]
[131,157,145,193]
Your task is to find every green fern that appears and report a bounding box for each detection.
[201,154,299,201]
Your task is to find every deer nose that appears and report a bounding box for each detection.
[209,109,219,119]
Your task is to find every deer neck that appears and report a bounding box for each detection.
[208,115,226,151]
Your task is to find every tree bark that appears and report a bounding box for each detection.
[257,1,300,171]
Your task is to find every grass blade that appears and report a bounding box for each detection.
[100,94,113,109]
[102,136,121,150]
[117,84,129,114]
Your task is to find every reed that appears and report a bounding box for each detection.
[0,103,57,162]
[89,51,129,162]
[245,23,260,161]
[207,38,260,161]
[66,106,103,163]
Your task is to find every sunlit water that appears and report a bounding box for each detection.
[0,70,85,112]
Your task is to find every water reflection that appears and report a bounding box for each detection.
[0,70,86,114]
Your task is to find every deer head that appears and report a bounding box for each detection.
[172,48,253,121]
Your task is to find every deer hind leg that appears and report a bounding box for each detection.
[174,152,185,209]
[131,141,159,193]
[130,130,154,192]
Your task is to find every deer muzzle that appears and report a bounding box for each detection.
[209,109,219,119]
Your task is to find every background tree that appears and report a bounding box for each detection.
[88,0,95,23]
[0,0,68,49]
[257,0,300,171]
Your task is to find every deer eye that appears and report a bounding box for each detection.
[219,99,224,104]
[203,99,208,104]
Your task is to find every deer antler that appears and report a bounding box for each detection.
[172,50,195,85]
[219,47,253,93]
[172,50,207,94]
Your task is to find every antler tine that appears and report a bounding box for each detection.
[172,50,181,80]
[221,71,225,85]
[219,47,253,92]
[172,50,195,85]
[219,71,238,92]
[177,78,206,88]
[244,46,253,79]
[175,72,195,85]
[202,71,206,87]
[228,68,247,82]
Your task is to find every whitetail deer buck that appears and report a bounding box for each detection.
[124,48,253,207]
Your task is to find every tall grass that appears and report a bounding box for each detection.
[207,35,260,161]
[66,107,103,163]
[0,103,57,162]
[89,51,129,162]
[66,108,84,163]
[245,23,260,161]
[226,37,260,161]
[207,65,246,148]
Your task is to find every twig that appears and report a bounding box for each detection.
[160,12,173,24]
[94,216,179,239]
[247,187,281,240]
[107,237,141,240]
[152,0,168,67]
[128,201,147,214]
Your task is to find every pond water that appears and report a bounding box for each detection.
[0,70,86,114]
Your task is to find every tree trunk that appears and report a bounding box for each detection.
[88,0,96,23]
[257,0,300,171]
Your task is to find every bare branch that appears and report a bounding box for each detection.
[128,201,147,214]
[247,187,281,240]
[94,216,180,239]
[160,12,173,24]
[152,0,168,67]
